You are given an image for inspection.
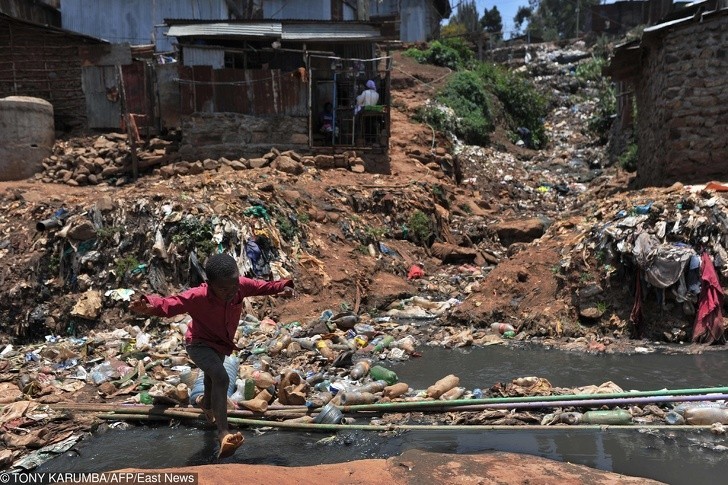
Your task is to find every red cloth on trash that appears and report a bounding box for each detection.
[629,269,644,337]
[407,264,425,280]
[692,253,725,344]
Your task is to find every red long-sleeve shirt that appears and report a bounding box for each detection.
[143,276,293,355]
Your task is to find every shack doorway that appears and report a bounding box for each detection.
[308,55,391,150]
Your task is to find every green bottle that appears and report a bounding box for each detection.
[373,336,395,353]
[369,365,398,385]
[581,409,632,425]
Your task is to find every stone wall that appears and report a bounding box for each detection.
[635,12,728,187]
[179,112,309,161]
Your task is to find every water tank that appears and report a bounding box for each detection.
[0,96,55,181]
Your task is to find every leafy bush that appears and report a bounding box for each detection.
[575,56,607,83]
[416,71,493,146]
[402,40,473,70]
[588,83,616,143]
[476,63,549,148]
[408,210,432,245]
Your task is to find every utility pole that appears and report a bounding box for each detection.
[576,0,580,37]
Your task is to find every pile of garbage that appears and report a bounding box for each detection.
[569,181,728,342]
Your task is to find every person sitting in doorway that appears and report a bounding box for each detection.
[355,80,379,114]
[319,102,338,144]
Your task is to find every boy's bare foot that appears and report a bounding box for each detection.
[217,432,244,459]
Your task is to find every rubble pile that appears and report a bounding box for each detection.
[38,134,173,186]
[568,181,728,342]
[38,135,378,187]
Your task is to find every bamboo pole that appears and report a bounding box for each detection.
[338,387,728,413]
[96,412,715,432]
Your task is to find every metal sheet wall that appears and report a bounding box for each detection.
[178,66,307,116]
[0,17,89,130]
[263,0,330,20]
[61,0,230,52]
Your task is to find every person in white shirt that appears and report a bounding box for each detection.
[355,80,379,114]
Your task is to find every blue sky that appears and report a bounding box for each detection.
[475,0,529,37]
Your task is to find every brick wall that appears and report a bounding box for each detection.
[635,13,728,187]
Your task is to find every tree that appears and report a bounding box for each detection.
[517,0,600,41]
[513,6,532,35]
[480,6,503,41]
[452,0,479,33]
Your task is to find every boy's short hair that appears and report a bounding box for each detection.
[205,253,239,282]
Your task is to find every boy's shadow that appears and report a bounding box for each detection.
[184,428,218,466]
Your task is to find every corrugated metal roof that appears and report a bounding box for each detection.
[282,23,382,41]
[167,22,282,38]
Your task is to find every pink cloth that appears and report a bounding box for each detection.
[407,264,425,280]
[144,276,292,355]
[692,253,724,344]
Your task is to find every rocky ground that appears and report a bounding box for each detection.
[1,41,727,474]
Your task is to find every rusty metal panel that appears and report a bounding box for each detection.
[121,61,153,126]
[82,65,120,128]
[177,65,307,116]
[192,65,214,112]
[178,65,195,115]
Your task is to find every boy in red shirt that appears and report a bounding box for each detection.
[130,253,294,458]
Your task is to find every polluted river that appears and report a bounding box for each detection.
[36,345,728,484]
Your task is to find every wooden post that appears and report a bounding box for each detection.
[116,65,139,181]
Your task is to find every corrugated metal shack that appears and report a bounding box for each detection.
[60,0,230,53]
[0,0,60,26]
[164,18,394,160]
[59,1,451,51]
[0,12,107,130]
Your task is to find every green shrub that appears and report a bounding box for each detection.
[575,56,607,83]
[408,210,432,245]
[403,48,427,63]
[588,83,616,143]
[402,40,473,70]
[416,71,493,146]
[476,63,549,148]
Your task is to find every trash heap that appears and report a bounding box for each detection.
[571,182,728,342]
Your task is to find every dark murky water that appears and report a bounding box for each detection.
[38,345,728,484]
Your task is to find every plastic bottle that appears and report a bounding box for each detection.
[339,391,378,405]
[305,392,334,409]
[251,370,276,389]
[373,335,394,353]
[306,372,326,386]
[353,323,376,337]
[581,409,632,425]
[491,323,515,335]
[354,335,369,348]
[440,386,465,400]
[383,382,409,398]
[426,374,460,399]
[240,398,268,413]
[350,360,371,380]
[684,407,728,425]
[316,340,335,360]
[471,388,483,399]
[314,380,331,392]
[268,334,292,355]
[369,365,398,385]
[395,336,416,354]
[358,380,388,394]
[230,379,247,402]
